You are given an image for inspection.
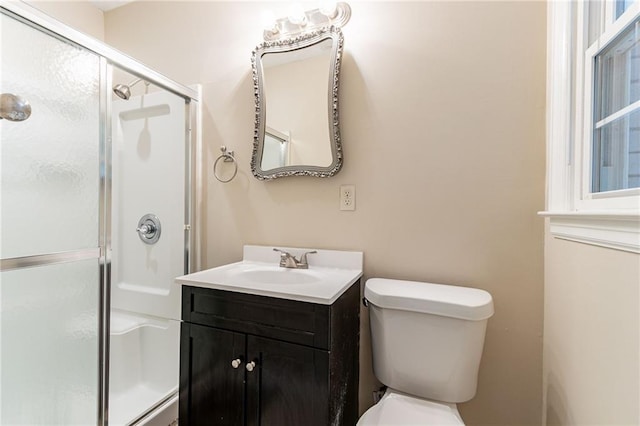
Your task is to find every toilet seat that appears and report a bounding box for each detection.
[357,389,464,426]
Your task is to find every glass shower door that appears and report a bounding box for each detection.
[0,11,102,425]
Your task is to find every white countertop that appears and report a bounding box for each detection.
[175,245,363,305]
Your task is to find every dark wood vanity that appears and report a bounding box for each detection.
[179,280,360,426]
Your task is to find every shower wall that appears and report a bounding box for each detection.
[111,89,186,321]
[108,88,186,424]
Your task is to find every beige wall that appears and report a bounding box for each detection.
[104,2,547,425]
[26,1,104,40]
[543,231,640,425]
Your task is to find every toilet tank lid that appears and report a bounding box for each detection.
[365,278,494,321]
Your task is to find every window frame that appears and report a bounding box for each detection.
[543,0,640,253]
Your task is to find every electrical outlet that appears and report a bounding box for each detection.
[340,184,356,211]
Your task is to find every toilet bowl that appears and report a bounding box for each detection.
[359,278,494,425]
[357,389,464,426]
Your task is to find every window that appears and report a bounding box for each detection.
[592,20,640,193]
[544,1,640,253]
[618,0,637,19]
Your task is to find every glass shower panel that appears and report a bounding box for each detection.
[0,10,101,426]
[0,259,99,425]
[0,13,100,259]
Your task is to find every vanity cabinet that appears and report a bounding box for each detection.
[179,281,360,426]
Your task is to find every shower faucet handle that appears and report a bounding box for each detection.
[136,223,155,235]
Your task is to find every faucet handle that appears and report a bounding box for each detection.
[299,250,317,267]
[273,248,291,258]
[273,248,296,268]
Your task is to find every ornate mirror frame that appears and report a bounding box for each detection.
[251,26,344,180]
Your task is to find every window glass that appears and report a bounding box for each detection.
[594,20,640,118]
[592,19,640,192]
[616,0,636,19]
[593,110,640,191]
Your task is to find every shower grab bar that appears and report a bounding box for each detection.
[0,247,101,272]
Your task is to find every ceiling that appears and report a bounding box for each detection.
[88,0,135,11]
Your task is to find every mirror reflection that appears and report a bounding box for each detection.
[261,38,333,170]
[251,28,344,180]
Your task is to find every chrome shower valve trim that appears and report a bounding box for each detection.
[136,214,162,244]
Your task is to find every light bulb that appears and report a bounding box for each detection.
[288,3,307,25]
[261,10,278,33]
[320,0,337,18]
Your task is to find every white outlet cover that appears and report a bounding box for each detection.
[340,185,356,211]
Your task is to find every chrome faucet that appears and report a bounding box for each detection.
[273,248,317,269]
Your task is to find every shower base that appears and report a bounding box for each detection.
[110,386,177,425]
[110,309,179,425]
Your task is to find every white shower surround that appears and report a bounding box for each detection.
[110,90,186,425]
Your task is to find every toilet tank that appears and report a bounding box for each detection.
[365,278,494,403]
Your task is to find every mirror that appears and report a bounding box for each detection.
[251,27,344,180]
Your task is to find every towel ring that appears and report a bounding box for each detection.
[213,146,238,183]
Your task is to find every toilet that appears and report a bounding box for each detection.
[358,278,494,425]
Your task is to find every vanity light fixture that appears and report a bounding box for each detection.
[319,1,338,18]
[287,3,307,26]
[262,1,351,41]
[261,10,278,34]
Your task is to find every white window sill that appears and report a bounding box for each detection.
[539,212,640,254]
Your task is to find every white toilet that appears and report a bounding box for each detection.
[358,278,494,425]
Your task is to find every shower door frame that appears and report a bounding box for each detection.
[0,3,201,425]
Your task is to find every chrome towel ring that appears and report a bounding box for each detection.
[213,145,238,183]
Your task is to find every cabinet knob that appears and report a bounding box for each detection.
[245,361,256,372]
[231,358,242,369]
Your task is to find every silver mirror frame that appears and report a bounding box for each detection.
[251,26,344,180]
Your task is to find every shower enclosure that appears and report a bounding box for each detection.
[0,3,200,425]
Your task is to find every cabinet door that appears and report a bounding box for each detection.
[246,335,329,426]
[180,323,246,426]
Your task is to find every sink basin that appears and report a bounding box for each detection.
[175,245,363,304]
[228,267,321,285]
